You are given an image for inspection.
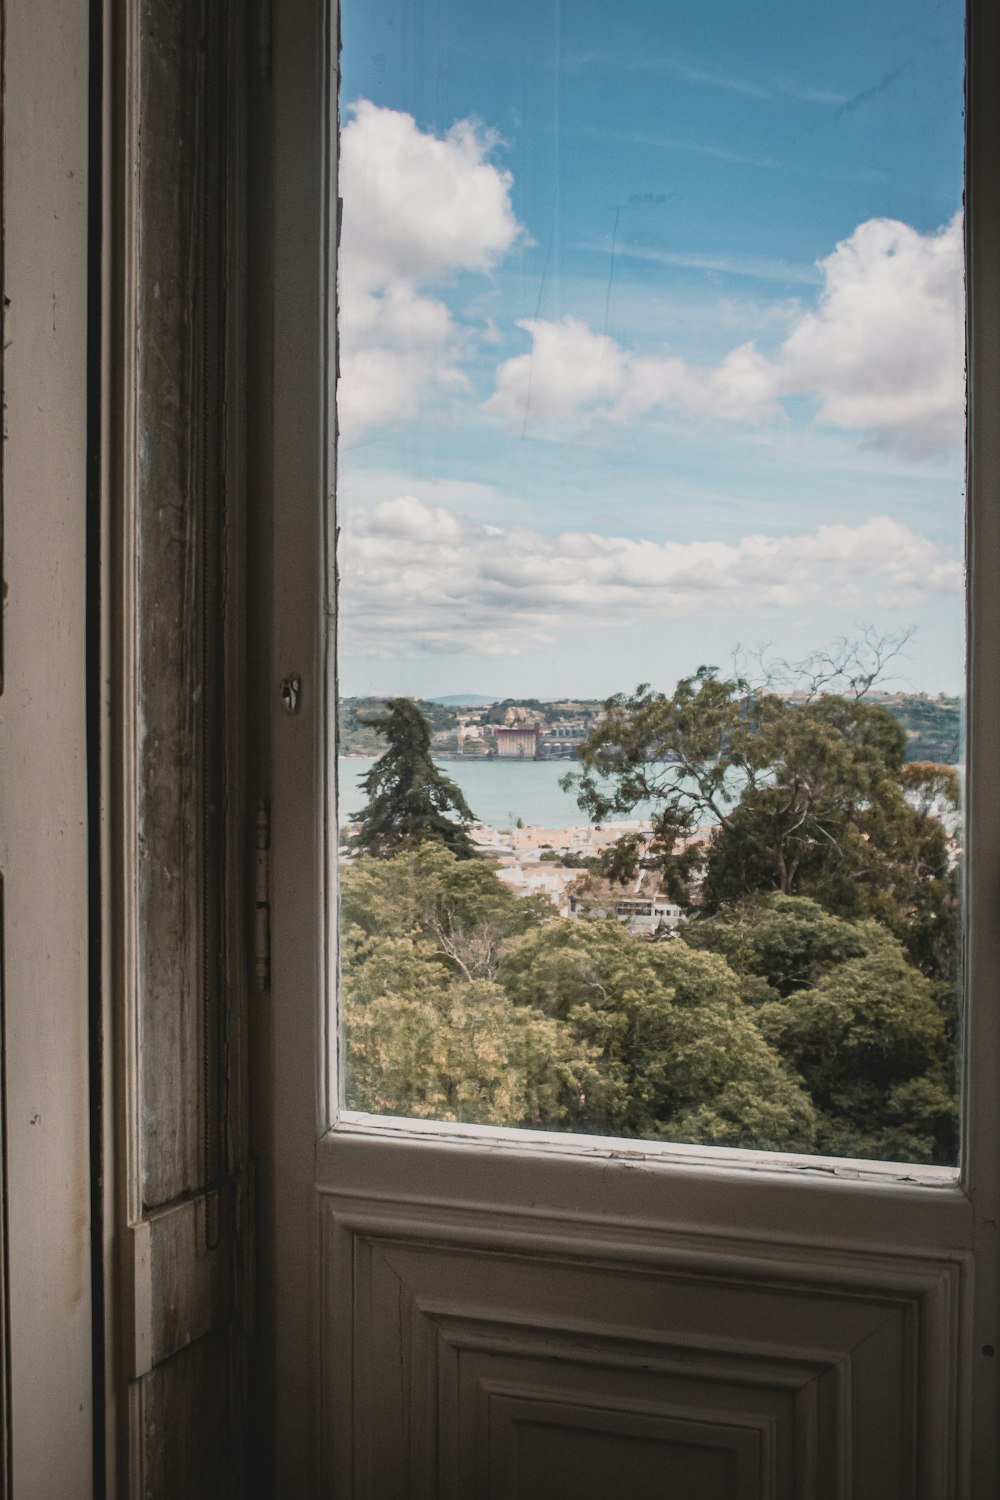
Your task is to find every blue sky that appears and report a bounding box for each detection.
[336,0,966,699]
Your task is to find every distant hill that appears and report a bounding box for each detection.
[882,694,962,764]
[423,693,495,706]
[338,692,963,765]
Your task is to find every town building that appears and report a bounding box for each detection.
[495,723,540,758]
[537,723,590,758]
[567,873,683,937]
[456,718,490,756]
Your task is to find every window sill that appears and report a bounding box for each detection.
[318,1111,971,1260]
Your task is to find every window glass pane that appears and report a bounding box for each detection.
[335,0,965,1164]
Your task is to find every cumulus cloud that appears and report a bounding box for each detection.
[485,214,965,458]
[780,215,965,454]
[483,319,782,432]
[340,496,962,657]
[339,100,522,443]
[485,318,631,428]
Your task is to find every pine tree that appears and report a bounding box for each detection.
[349,699,477,858]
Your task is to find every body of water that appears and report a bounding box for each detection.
[337,756,657,829]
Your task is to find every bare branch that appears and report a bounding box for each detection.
[747,625,915,701]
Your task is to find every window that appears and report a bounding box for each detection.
[335,0,967,1168]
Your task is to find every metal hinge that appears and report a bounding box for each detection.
[254,800,271,990]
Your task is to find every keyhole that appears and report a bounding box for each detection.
[280,675,301,715]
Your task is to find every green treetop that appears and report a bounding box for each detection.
[338,846,955,1162]
[681,894,957,1161]
[340,846,602,1128]
[499,916,818,1151]
[349,698,477,859]
[566,670,959,984]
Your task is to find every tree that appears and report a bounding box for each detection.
[340,848,603,1127]
[341,843,549,983]
[681,893,874,1001]
[756,943,955,1162]
[682,894,958,1162]
[340,848,817,1149]
[349,698,477,858]
[566,670,959,985]
[339,846,955,1163]
[499,917,819,1151]
[739,624,914,702]
[343,958,604,1129]
[892,762,961,985]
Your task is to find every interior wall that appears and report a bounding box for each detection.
[0,0,93,1490]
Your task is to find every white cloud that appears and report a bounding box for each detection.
[339,467,515,520]
[336,102,962,460]
[483,320,782,430]
[339,100,522,444]
[779,215,965,455]
[340,496,962,657]
[484,317,630,428]
[485,214,965,459]
[615,340,783,425]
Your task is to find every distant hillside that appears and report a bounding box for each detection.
[423,693,495,706]
[882,695,962,764]
[337,692,964,765]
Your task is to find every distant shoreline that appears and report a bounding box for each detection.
[337,752,581,764]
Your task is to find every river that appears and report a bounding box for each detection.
[336,756,659,829]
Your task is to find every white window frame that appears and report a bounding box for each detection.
[256,0,1000,1491]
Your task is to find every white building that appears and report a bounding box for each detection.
[495,724,539,758]
[567,876,683,937]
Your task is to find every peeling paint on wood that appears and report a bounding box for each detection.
[124,0,246,1492]
[136,0,225,1212]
